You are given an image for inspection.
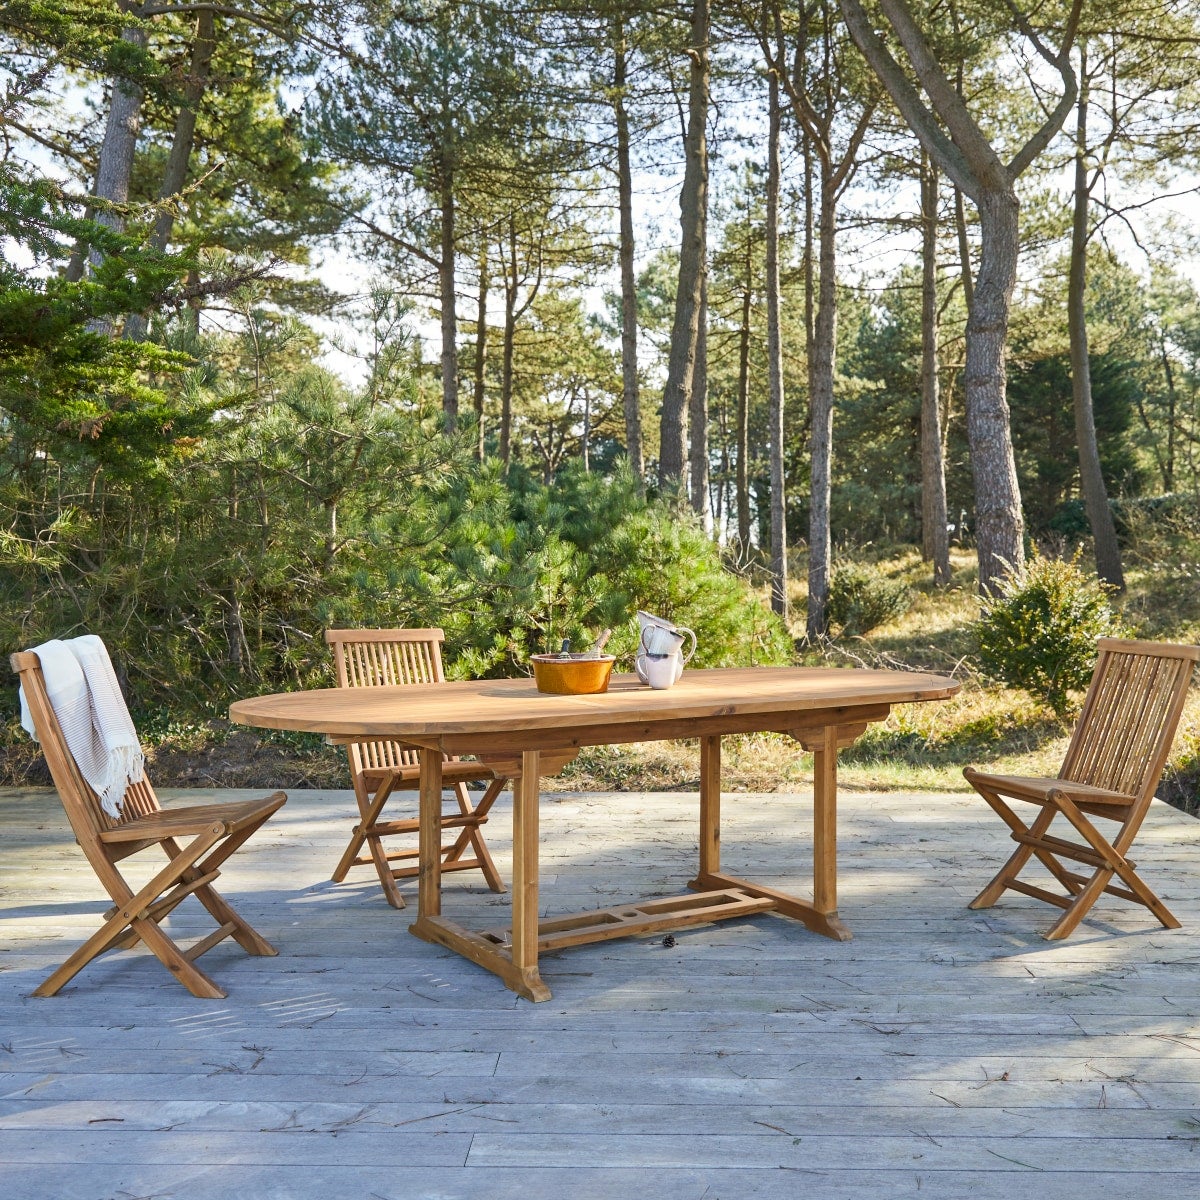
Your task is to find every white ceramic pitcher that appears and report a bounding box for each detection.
[635,619,697,688]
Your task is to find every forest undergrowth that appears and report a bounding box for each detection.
[7,546,1196,816]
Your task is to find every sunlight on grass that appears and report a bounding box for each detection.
[562,544,1200,800]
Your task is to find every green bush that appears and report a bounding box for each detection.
[975,550,1125,716]
[827,562,911,636]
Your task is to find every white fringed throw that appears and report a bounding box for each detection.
[19,636,145,818]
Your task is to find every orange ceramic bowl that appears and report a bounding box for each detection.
[530,654,616,695]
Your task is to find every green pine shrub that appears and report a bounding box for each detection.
[827,562,912,637]
[975,550,1126,716]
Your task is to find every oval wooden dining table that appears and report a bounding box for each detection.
[230,665,959,1002]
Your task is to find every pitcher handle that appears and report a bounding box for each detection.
[678,627,697,664]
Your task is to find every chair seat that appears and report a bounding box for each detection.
[964,769,1135,813]
[99,792,287,843]
[360,762,499,789]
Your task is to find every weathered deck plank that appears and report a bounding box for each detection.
[3,783,1200,1199]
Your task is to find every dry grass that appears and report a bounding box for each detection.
[561,543,1200,810]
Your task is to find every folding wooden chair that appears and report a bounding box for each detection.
[966,637,1199,940]
[326,628,577,909]
[11,649,287,998]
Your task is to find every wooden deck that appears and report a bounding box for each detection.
[3,782,1200,1198]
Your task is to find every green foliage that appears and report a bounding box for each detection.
[1,302,791,724]
[827,561,912,637]
[0,162,206,471]
[975,551,1126,716]
[1006,349,1143,532]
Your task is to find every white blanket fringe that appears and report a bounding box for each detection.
[19,636,145,818]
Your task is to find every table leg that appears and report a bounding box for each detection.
[411,746,550,1002]
[812,723,839,920]
[417,748,443,919]
[692,734,721,881]
[511,750,549,1000]
[690,722,851,942]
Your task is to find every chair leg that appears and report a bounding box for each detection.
[166,824,280,956]
[333,777,395,883]
[444,777,507,893]
[1044,793,1181,938]
[969,795,1066,910]
[34,829,228,999]
[334,777,407,908]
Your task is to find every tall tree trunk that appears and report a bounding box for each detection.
[438,158,459,426]
[964,188,1025,589]
[803,131,815,375]
[806,161,837,640]
[473,240,489,462]
[839,0,1084,593]
[689,276,711,529]
[953,185,974,311]
[1158,333,1178,491]
[660,0,709,490]
[70,4,147,300]
[735,242,752,553]
[151,7,215,251]
[613,15,644,485]
[766,74,788,620]
[1068,49,1124,590]
[126,6,217,341]
[920,152,952,587]
[717,386,729,528]
[500,220,518,469]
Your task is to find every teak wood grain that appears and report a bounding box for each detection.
[231,665,959,1001]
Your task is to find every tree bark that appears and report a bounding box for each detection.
[766,72,788,620]
[126,6,217,342]
[920,152,952,586]
[473,240,489,461]
[806,158,836,640]
[735,230,752,554]
[689,276,711,529]
[438,155,459,426]
[500,221,518,470]
[660,0,709,491]
[70,4,147,298]
[953,185,974,311]
[613,15,644,485]
[964,188,1025,584]
[151,6,215,252]
[1068,46,1124,589]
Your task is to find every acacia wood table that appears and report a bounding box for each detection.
[230,666,959,1002]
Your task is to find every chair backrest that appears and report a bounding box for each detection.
[9,650,161,862]
[1059,637,1200,804]
[324,628,448,773]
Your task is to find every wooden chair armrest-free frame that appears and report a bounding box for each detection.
[965,637,1199,940]
[11,649,286,999]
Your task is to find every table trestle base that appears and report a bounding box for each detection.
[410,914,552,1002]
[689,869,853,942]
[482,887,776,953]
[412,887,775,1003]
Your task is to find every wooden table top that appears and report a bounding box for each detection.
[229,666,959,749]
